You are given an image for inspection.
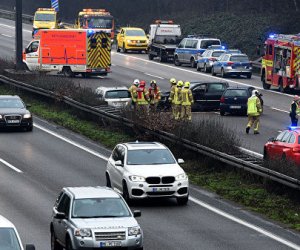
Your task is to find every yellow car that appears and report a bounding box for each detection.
[116,27,148,53]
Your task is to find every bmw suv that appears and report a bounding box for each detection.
[106,142,189,205]
[50,186,143,250]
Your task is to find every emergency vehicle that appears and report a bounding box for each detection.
[76,9,115,42]
[23,29,111,77]
[32,8,58,37]
[261,34,300,92]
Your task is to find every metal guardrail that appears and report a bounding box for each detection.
[0,8,33,23]
[0,74,299,190]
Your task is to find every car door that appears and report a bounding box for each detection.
[205,83,227,109]
[192,84,207,110]
[285,132,297,159]
[53,193,71,246]
[114,145,126,191]
[183,39,194,62]
[214,54,226,73]
[24,41,40,71]
[108,146,121,189]
[275,131,292,159]
[198,50,208,68]
[267,130,288,158]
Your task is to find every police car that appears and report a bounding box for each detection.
[174,35,221,68]
[196,46,226,73]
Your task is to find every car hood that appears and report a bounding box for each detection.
[72,217,138,229]
[126,163,184,177]
[0,108,29,115]
[126,36,147,41]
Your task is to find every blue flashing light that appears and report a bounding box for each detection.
[269,34,275,39]
[88,29,95,35]
[221,46,226,50]
[288,126,300,130]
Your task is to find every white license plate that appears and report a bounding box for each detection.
[100,241,122,247]
[136,43,142,46]
[152,187,170,192]
[7,120,19,124]
[230,106,241,109]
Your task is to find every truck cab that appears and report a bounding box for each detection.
[32,8,57,37]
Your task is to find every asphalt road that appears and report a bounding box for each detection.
[1,117,300,250]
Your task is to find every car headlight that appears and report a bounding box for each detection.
[23,113,31,119]
[128,226,141,236]
[176,173,188,181]
[129,175,145,182]
[74,228,92,237]
[33,25,38,29]
[0,115,2,119]
[127,40,132,43]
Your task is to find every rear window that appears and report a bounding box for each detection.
[230,55,249,62]
[224,89,247,97]
[200,40,221,49]
[212,51,224,57]
[105,90,130,99]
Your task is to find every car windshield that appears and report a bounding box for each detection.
[200,40,220,49]
[230,55,249,62]
[224,89,248,97]
[35,13,55,21]
[87,16,113,29]
[127,149,176,165]
[0,228,22,250]
[105,90,131,99]
[125,30,145,36]
[72,198,131,218]
[212,51,224,57]
[0,99,24,109]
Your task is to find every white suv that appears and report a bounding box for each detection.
[106,142,189,205]
[0,215,35,250]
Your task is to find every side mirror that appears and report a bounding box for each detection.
[25,245,35,250]
[133,210,141,217]
[178,159,184,164]
[115,160,123,167]
[55,212,66,220]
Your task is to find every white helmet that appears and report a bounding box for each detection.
[252,89,258,96]
[134,79,140,86]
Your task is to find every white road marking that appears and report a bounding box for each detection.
[1,33,12,38]
[238,147,263,158]
[190,196,300,250]
[271,107,289,113]
[144,72,164,79]
[0,158,23,173]
[0,23,31,33]
[35,122,300,249]
[113,52,295,98]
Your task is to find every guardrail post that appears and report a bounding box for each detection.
[15,0,23,70]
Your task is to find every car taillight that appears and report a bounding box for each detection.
[220,96,225,103]
[209,57,216,61]
[293,147,300,153]
[227,61,234,66]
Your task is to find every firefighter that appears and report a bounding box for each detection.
[169,80,183,120]
[136,80,150,112]
[169,78,177,116]
[246,90,262,134]
[148,80,161,112]
[290,95,300,126]
[181,81,194,121]
[128,79,140,110]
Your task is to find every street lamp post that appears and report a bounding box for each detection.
[15,0,23,70]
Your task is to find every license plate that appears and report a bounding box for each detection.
[7,120,19,124]
[100,241,122,247]
[230,106,241,109]
[136,43,142,46]
[152,187,170,192]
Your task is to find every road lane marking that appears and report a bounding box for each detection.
[0,159,23,173]
[34,122,300,249]
[34,124,109,161]
[113,52,295,98]
[238,147,263,158]
[1,34,12,38]
[271,107,289,113]
[0,23,31,33]
[144,72,164,79]
[190,196,300,249]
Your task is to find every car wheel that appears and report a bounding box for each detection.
[174,56,181,66]
[221,68,226,78]
[211,67,216,76]
[278,78,286,93]
[122,43,127,53]
[26,125,33,132]
[116,44,121,52]
[62,67,74,78]
[204,63,209,73]
[106,173,112,188]
[220,110,225,116]
[196,63,201,71]
[190,58,196,68]
[261,71,271,90]
[136,247,144,250]
[246,73,252,79]
[263,148,269,161]
[66,237,73,250]
[177,195,189,205]
[148,53,154,60]
[122,181,130,202]
[51,231,62,250]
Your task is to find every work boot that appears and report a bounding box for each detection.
[254,131,260,135]
[246,127,250,134]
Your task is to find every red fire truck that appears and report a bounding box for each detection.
[261,34,300,92]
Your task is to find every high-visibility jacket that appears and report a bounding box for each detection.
[247,96,262,116]
[149,86,161,104]
[169,85,176,104]
[290,101,300,115]
[169,86,182,105]
[136,87,149,105]
[181,88,194,106]
[128,84,138,102]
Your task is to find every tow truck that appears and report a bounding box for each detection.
[32,8,58,37]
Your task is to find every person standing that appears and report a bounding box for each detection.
[148,80,161,112]
[246,90,262,134]
[169,78,177,117]
[181,81,194,121]
[169,80,183,120]
[290,95,300,126]
[128,79,139,110]
[136,80,150,113]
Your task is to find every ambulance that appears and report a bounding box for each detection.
[23,29,111,77]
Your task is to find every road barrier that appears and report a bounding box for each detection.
[0,74,299,190]
[0,8,33,23]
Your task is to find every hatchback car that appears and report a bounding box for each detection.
[106,142,189,205]
[220,87,255,116]
[0,95,33,131]
[196,49,226,72]
[264,128,300,165]
[95,87,131,108]
[0,215,35,250]
[174,36,221,68]
[116,27,148,53]
[50,186,143,250]
[211,53,252,78]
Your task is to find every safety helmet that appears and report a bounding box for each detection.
[150,80,157,84]
[170,78,177,85]
[134,79,140,86]
[252,89,258,96]
[139,80,146,87]
[294,95,300,101]
[177,80,184,87]
[184,81,190,88]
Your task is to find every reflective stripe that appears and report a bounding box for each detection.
[137,87,149,104]
[181,88,193,106]
[174,87,182,105]
[247,96,259,116]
